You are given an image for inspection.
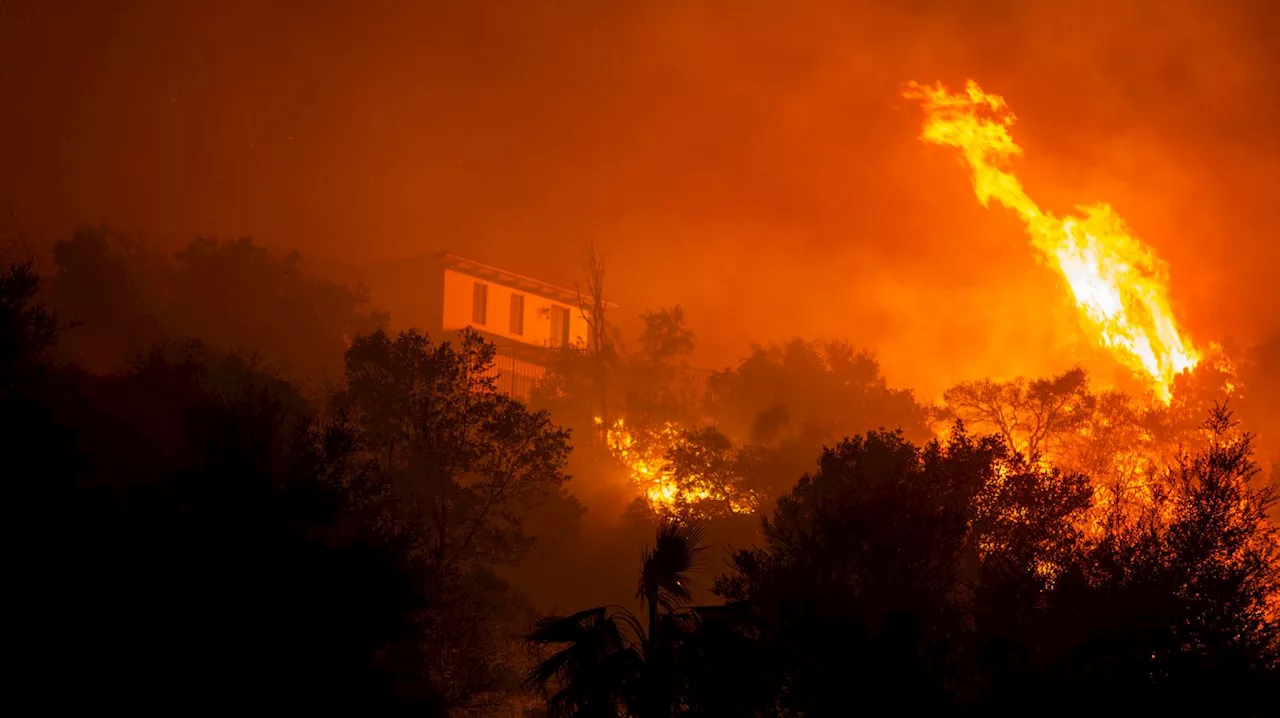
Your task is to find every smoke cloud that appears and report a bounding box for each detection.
[6,0,1280,396]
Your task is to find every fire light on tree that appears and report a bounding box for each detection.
[594,416,758,517]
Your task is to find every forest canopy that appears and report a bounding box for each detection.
[10,230,1280,716]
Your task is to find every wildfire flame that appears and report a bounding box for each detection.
[597,416,707,511]
[904,80,1201,403]
[594,416,756,516]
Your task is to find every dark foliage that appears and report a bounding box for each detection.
[527,519,708,718]
[529,420,1280,715]
[974,407,1280,712]
[8,259,545,715]
[336,327,576,568]
[18,248,1280,716]
[0,260,58,390]
[44,346,445,715]
[46,227,382,383]
[706,338,929,447]
[719,418,1280,714]
[704,338,929,507]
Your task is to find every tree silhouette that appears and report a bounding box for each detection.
[24,240,1280,716]
[45,228,382,384]
[575,243,616,424]
[46,226,168,370]
[337,326,573,567]
[49,338,447,714]
[170,236,385,385]
[977,406,1280,712]
[0,259,57,391]
[707,339,926,444]
[528,606,646,716]
[939,367,1244,520]
[713,426,1095,713]
[940,367,1092,459]
[528,519,707,717]
[2,259,66,716]
[10,255,564,714]
[661,427,761,519]
[625,306,700,427]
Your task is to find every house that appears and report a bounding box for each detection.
[361,250,599,399]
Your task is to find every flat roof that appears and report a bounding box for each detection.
[435,250,619,308]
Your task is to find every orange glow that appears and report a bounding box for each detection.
[594,416,756,516]
[904,80,1201,403]
[596,416,709,513]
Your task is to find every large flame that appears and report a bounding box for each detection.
[904,80,1201,402]
[594,416,756,516]
[597,416,707,512]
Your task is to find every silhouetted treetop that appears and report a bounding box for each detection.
[0,259,58,391]
[46,228,383,384]
[706,338,927,447]
[337,326,574,568]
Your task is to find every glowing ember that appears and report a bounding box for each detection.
[904,80,1201,403]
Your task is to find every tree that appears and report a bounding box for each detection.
[170,236,385,385]
[938,367,1243,518]
[626,306,700,426]
[707,338,927,446]
[704,338,927,504]
[212,322,569,713]
[21,251,559,713]
[527,519,707,718]
[337,326,573,568]
[704,411,1280,711]
[47,226,168,371]
[527,606,645,717]
[661,427,761,519]
[978,406,1280,711]
[939,367,1092,460]
[0,260,57,392]
[532,303,699,438]
[45,228,383,385]
[713,427,1094,713]
[49,338,447,715]
[576,243,617,424]
[2,259,66,717]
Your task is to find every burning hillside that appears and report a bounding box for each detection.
[594,81,1242,521]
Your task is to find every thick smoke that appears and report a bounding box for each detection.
[5,0,1280,396]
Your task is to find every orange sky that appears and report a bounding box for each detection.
[5,0,1280,397]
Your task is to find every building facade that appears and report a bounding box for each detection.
[363,251,596,399]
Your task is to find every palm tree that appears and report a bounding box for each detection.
[637,520,707,642]
[526,606,645,717]
[527,519,706,718]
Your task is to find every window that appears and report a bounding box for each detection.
[472,282,488,324]
[509,293,525,335]
[549,305,570,348]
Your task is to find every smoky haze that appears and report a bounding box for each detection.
[5,0,1280,396]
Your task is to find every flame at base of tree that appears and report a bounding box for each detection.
[904,80,1204,403]
[594,416,757,517]
[597,416,706,511]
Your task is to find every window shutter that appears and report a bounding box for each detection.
[472,282,488,324]
[509,294,525,335]
[549,306,570,347]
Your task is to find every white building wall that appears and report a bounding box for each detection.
[440,267,591,348]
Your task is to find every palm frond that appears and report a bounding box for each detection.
[526,604,645,710]
[528,607,612,645]
[638,518,708,612]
